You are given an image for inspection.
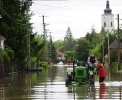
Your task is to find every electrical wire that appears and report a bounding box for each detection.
[32,0,98,10]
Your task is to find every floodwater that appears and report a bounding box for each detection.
[0,65,122,100]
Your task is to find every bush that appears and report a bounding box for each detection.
[39,61,48,68]
[111,62,118,72]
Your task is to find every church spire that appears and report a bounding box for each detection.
[106,0,109,8]
[104,0,112,13]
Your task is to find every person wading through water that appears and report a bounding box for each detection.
[96,61,106,83]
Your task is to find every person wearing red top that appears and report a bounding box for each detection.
[96,61,106,83]
[67,59,71,63]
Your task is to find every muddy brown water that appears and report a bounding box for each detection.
[0,65,122,100]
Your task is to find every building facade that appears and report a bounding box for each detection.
[101,0,114,33]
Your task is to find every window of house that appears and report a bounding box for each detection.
[111,22,112,27]
[104,22,106,27]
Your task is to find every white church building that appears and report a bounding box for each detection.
[101,0,114,33]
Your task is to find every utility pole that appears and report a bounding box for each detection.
[26,1,32,98]
[108,30,110,68]
[42,15,49,60]
[42,15,49,40]
[26,0,31,70]
[42,15,46,41]
[102,37,104,65]
[49,32,52,63]
[117,14,120,70]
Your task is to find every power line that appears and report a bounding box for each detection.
[33,0,97,8]
[32,0,100,10]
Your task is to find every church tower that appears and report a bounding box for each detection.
[101,0,114,33]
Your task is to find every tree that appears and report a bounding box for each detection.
[85,32,92,42]
[85,26,97,46]
[76,38,90,62]
[90,43,102,61]
[65,27,74,44]
[48,37,57,63]
[0,0,30,62]
[91,33,102,48]
[31,34,45,58]
[53,40,64,49]
[100,27,107,37]
[50,43,57,61]
[0,0,40,68]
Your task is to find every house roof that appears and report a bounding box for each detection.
[56,50,67,56]
[109,40,122,49]
[58,43,76,53]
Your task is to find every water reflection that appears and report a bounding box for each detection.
[0,65,122,99]
[99,83,106,99]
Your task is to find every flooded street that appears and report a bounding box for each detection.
[0,65,122,100]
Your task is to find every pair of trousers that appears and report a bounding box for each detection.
[99,77,105,83]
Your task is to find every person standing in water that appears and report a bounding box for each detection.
[96,61,106,83]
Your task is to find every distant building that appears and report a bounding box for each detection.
[57,43,76,61]
[101,0,114,33]
[56,50,67,61]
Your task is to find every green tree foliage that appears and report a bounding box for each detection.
[91,34,102,48]
[110,49,118,63]
[65,27,74,44]
[31,35,45,60]
[100,27,107,37]
[51,44,57,61]
[85,26,118,63]
[65,50,74,61]
[53,40,64,49]
[76,38,90,62]
[2,48,14,63]
[0,0,46,69]
[85,26,99,56]
[91,43,102,61]
[85,32,92,43]
[85,26,97,48]
[47,37,57,62]
[90,31,106,61]
[0,0,28,62]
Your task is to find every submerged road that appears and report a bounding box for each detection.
[0,64,122,100]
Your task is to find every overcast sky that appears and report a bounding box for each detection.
[30,0,122,41]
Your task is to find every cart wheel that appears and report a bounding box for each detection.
[65,78,70,86]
